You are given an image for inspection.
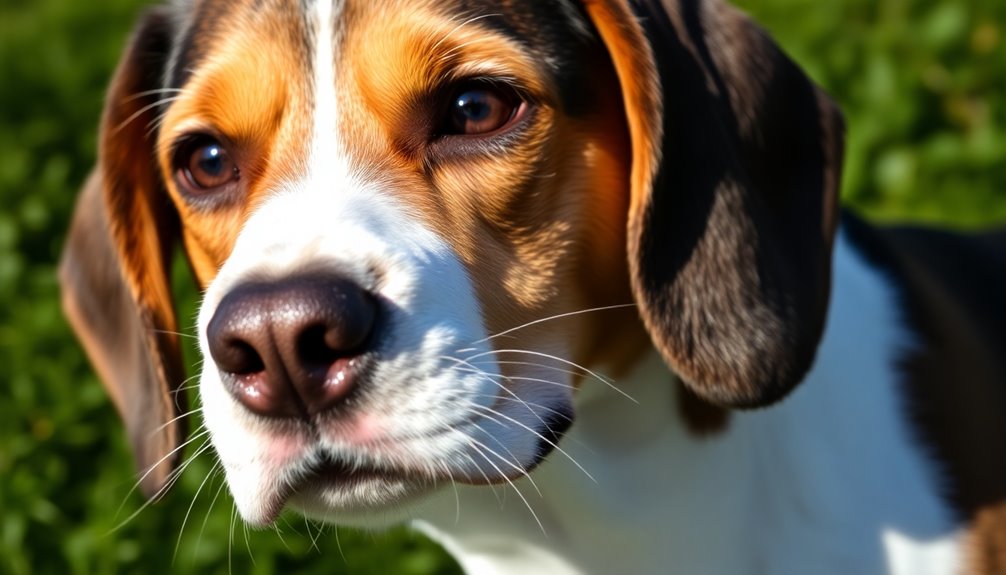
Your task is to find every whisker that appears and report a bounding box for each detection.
[475,393,595,455]
[109,437,212,535]
[171,380,203,399]
[331,525,348,564]
[436,38,489,64]
[113,96,182,133]
[170,371,204,411]
[437,460,462,526]
[145,112,169,136]
[474,393,573,424]
[149,406,204,438]
[124,88,186,102]
[273,523,293,553]
[440,356,550,429]
[458,451,502,503]
[472,403,595,483]
[471,303,637,345]
[451,365,578,392]
[196,472,228,562]
[110,429,212,531]
[465,419,542,497]
[467,441,546,536]
[465,348,615,384]
[305,516,322,552]
[151,436,215,503]
[174,460,221,564]
[228,503,237,575]
[445,360,588,473]
[467,350,636,403]
[472,359,591,382]
[243,517,256,567]
[149,328,199,340]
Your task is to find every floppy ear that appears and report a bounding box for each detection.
[583,0,844,407]
[59,8,186,497]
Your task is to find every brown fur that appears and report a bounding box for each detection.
[63,0,846,494]
[333,0,647,379]
[608,0,844,408]
[156,0,314,285]
[60,9,185,496]
[63,2,1006,566]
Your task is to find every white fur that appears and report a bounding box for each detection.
[195,2,962,569]
[409,230,963,575]
[197,0,573,529]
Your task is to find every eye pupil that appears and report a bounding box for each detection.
[456,92,492,122]
[198,145,225,176]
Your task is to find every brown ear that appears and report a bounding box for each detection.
[584,0,844,407]
[59,8,186,497]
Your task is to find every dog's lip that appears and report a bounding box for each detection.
[247,459,399,526]
[299,456,399,486]
[246,417,475,524]
[293,454,427,494]
[247,395,571,524]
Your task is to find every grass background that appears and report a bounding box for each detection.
[1,0,1004,573]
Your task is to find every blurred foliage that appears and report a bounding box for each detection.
[735,0,1006,226]
[0,0,1003,573]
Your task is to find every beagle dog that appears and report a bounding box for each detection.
[60,0,1006,573]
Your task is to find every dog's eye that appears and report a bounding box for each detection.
[444,83,522,136]
[176,136,239,191]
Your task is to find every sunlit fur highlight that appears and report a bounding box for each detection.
[156,0,313,285]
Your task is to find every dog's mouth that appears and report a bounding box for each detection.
[228,397,576,526]
[253,454,435,525]
[299,456,400,488]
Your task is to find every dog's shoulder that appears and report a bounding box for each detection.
[841,209,1006,377]
[843,209,1006,573]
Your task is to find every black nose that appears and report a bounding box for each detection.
[206,275,377,418]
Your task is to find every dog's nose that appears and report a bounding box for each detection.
[206,275,377,418]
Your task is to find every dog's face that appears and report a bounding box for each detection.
[174,0,634,525]
[62,0,844,528]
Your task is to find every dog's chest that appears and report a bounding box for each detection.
[414,233,963,575]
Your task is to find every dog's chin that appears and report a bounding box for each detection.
[227,397,576,527]
[236,461,433,527]
[287,471,434,527]
[238,436,569,528]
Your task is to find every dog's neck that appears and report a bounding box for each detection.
[412,232,961,575]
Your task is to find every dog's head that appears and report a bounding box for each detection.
[61,0,842,526]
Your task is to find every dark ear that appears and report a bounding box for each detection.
[59,8,186,497]
[583,0,844,407]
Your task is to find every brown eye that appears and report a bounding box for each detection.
[444,84,521,136]
[177,136,239,191]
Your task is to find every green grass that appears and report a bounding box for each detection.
[1,0,1003,573]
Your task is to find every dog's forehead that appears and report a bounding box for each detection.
[156,0,611,283]
[165,0,598,105]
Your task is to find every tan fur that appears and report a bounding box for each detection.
[156,0,313,286]
[159,0,650,381]
[338,0,648,378]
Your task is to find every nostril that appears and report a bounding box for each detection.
[206,274,378,419]
[216,338,265,375]
[299,324,337,365]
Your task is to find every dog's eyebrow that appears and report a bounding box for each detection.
[439,0,602,116]
[166,0,315,92]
